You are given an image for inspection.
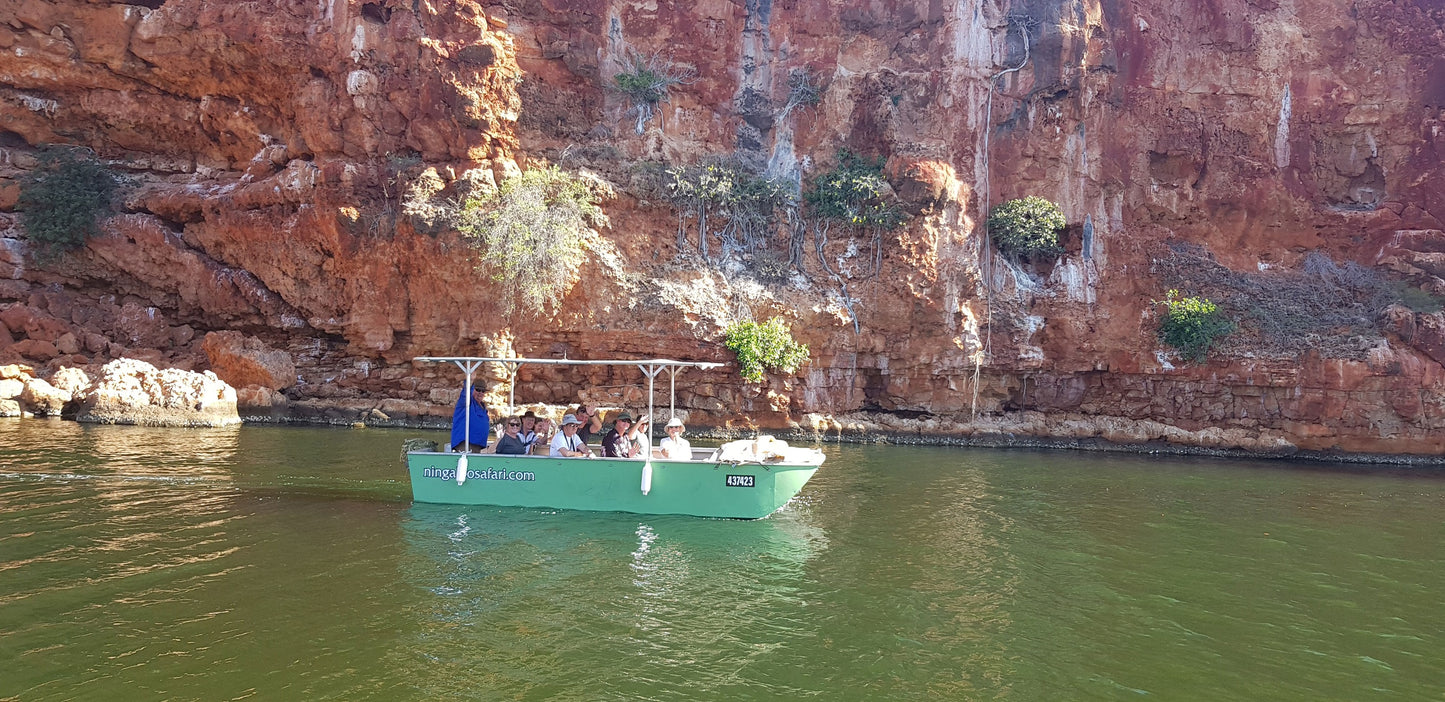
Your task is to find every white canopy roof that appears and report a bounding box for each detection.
[416,356,725,442]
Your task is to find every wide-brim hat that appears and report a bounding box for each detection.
[613,412,634,424]
[665,417,685,429]
[561,414,581,426]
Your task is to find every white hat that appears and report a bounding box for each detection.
[665,417,685,429]
[562,414,582,426]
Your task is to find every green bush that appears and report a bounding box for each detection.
[456,165,610,314]
[804,151,900,230]
[18,149,120,257]
[615,68,670,106]
[987,196,1065,259]
[1156,290,1234,363]
[665,161,785,256]
[723,317,809,383]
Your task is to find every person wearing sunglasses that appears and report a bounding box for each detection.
[572,404,603,444]
[495,416,529,455]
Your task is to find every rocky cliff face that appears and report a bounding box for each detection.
[1,0,1442,456]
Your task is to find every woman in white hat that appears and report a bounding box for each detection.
[659,417,691,460]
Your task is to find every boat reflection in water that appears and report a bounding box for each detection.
[392,502,828,699]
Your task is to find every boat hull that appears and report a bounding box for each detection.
[405,451,820,519]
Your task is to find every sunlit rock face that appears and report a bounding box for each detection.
[1,0,1443,455]
[202,331,297,391]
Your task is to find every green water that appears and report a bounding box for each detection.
[1,419,1442,700]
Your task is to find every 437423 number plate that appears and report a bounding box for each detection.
[724,474,755,488]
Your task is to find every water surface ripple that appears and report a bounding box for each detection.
[1,420,1442,700]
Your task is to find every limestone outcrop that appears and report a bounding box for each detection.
[1,0,1443,457]
[77,358,239,427]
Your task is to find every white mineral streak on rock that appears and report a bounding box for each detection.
[78,358,240,427]
[1274,83,1292,168]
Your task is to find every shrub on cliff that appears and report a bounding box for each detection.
[779,67,824,121]
[1156,290,1234,363]
[666,160,786,257]
[613,49,693,134]
[456,166,611,314]
[802,150,902,273]
[724,317,809,383]
[987,196,1065,259]
[18,149,120,258]
[804,151,901,232]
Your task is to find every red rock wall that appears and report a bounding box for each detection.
[1,0,1443,455]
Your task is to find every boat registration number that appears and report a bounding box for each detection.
[724,474,755,488]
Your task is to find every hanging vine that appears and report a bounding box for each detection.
[972,13,1038,418]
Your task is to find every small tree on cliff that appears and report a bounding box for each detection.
[723,317,810,383]
[456,165,611,315]
[18,148,120,259]
[987,196,1065,260]
[665,160,786,258]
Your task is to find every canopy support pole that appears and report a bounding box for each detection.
[453,359,488,449]
[666,366,682,420]
[501,361,522,415]
[638,363,666,449]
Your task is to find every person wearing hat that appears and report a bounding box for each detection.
[518,410,546,454]
[550,413,593,457]
[449,384,490,453]
[659,417,692,460]
[601,412,642,458]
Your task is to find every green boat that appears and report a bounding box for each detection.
[404,356,825,519]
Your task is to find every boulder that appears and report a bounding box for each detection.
[235,384,288,408]
[201,331,297,391]
[0,364,33,380]
[77,358,240,427]
[0,399,20,417]
[50,366,92,398]
[113,301,174,349]
[20,377,69,416]
[0,378,23,400]
[10,339,59,361]
[54,332,81,355]
[0,304,70,342]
